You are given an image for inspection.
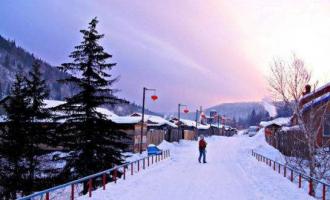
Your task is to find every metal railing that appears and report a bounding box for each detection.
[252,150,330,200]
[17,150,170,200]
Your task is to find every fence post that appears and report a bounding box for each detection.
[102,174,106,190]
[152,155,154,164]
[299,174,301,188]
[123,166,126,180]
[143,158,145,169]
[45,192,49,200]
[138,160,140,171]
[284,166,286,177]
[273,162,276,171]
[71,184,74,200]
[88,178,92,197]
[131,162,134,175]
[278,165,281,174]
[114,169,117,183]
[309,179,314,196]
[148,156,150,167]
[323,184,326,200]
[291,170,293,182]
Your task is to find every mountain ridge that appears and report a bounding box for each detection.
[0,34,159,116]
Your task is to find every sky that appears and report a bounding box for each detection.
[1,0,330,112]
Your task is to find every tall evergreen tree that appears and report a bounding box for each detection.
[54,18,128,188]
[0,75,30,199]
[24,60,51,194]
[26,60,50,121]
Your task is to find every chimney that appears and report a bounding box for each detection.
[303,84,311,95]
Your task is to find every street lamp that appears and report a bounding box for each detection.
[178,103,189,139]
[195,109,199,140]
[140,87,158,154]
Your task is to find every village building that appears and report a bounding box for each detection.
[260,82,330,157]
[296,83,330,146]
[260,117,291,150]
[169,117,236,139]
[129,113,178,145]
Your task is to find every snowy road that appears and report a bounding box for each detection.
[79,135,314,200]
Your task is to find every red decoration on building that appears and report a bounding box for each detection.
[183,109,189,113]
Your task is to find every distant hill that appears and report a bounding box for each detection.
[205,102,265,119]
[0,35,76,100]
[0,35,160,116]
[181,102,266,121]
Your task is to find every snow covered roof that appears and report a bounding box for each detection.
[301,92,330,113]
[180,119,197,127]
[177,118,212,129]
[197,124,210,130]
[259,117,291,128]
[280,125,301,132]
[0,99,122,123]
[130,113,177,128]
[43,100,118,118]
[301,82,330,100]
[110,116,141,124]
[300,82,330,112]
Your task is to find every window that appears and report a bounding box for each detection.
[324,114,330,137]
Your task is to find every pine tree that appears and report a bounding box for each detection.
[54,18,128,190]
[26,60,50,121]
[0,74,30,199]
[24,60,51,194]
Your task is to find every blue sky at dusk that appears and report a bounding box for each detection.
[1,0,330,112]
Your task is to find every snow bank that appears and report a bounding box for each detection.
[260,117,291,128]
[157,140,176,151]
[248,128,286,163]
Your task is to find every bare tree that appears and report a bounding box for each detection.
[268,54,330,194]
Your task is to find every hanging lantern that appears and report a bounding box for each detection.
[151,95,158,101]
[183,108,189,113]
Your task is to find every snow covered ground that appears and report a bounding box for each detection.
[79,133,313,200]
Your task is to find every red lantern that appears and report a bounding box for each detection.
[151,95,158,101]
[183,109,189,113]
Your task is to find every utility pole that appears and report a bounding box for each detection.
[140,87,157,154]
[178,103,188,140]
[195,109,199,140]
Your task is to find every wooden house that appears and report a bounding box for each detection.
[259,117,291,148]
[170,118,196,140]
[295,83,330,146]
[130,113,178,145]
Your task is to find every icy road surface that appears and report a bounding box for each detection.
[79,135,313,200]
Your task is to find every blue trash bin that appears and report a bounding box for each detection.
[147,144,162,156]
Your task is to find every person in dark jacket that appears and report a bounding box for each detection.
[198,135,207,163]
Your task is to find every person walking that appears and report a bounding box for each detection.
[198,135,207,163]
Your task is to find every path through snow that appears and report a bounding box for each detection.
[79,135,313,200]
